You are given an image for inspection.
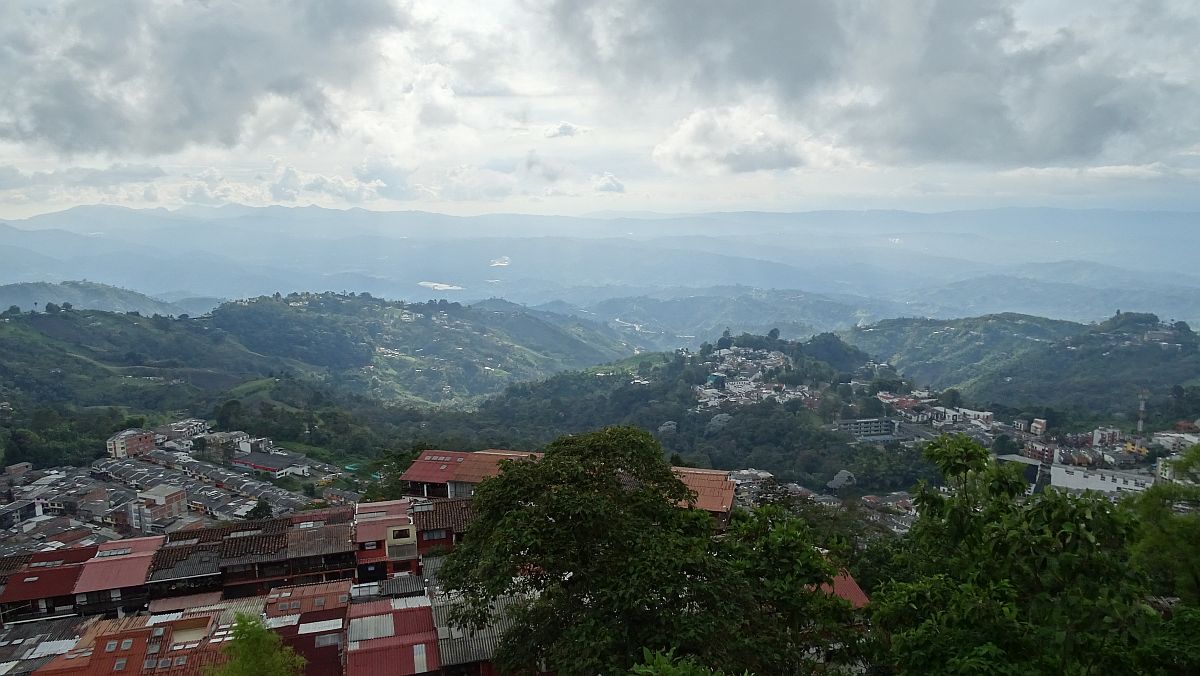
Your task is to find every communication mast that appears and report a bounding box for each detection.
[1137,388,1149,434]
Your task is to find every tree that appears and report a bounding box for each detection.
[212,613,305,676]
[937,388,963,408]
[871,434,1165,675]
[246,498,273,520]
[716,329,733,350]
[43,302,61,313]
[440,427,860,675]
[1129,444,1200,604]
[2,305,19,316]
[60,302,72,311]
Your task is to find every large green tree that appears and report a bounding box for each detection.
[870,435,1171,675]
[439,426,862,675]
[1129,444,1200,604]
[212,613,305,676]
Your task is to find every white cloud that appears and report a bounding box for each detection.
[653,105,850,174]
[593,172,625,193]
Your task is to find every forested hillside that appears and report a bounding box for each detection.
[0,292,639,410]
[846,311,1200,419]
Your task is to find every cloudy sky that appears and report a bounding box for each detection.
[1,0,1198,218]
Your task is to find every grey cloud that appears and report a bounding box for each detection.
[546,0,847,101]
[593,172,625,193]
[0,163,165,190]
[546,0,1200,167]
[521,151,567,183]
[0,0,404,155]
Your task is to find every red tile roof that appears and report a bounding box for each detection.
[73,551,156,593]
[673,468,735,514]
[822,571,870,609]
[398,451,473,485]
[450,451,539,484]
[0,564,84,602]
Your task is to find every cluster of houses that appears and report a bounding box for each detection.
[0,447,869,676]
[693,347,819,410]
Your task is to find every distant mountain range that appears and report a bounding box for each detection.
[3,206,1199,342]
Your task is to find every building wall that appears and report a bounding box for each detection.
[1050,466,1152,494]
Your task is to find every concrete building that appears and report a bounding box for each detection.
[836,417,899,439]
[106,429,156,459]
[1049,465,1153,495]
[130,484,187,533]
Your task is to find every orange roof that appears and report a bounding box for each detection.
[821,571,870,609]
[398,451,472,484]
[73,551,156,593]
[673,467,735,514]
[448,451,539,484]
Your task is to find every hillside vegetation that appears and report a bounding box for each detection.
[846,311,1200,418]
[0,292,639,409]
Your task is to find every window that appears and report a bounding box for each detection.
[290,601,301,610]
[174,657,187,666]
[113,658,127,671]
[158,658,171,668]
[313,598,325,608]
[152,628,164,638]
[143,660,157,670]
[363,541,378,550]
[120,639,133,650]
[110,589,122,600]
[277,603,288,612]
[314,634,341,648]
[105,641,118,653]
[423,529,447,541]
[391,528,411,540]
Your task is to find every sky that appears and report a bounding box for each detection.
[1,0,1198,219]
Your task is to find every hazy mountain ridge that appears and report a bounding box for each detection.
[0,281,191,316]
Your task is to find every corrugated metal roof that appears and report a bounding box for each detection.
[378,575,426,598]
[432,593,526,667]
[72,552,155,593]
[287,524,354,559]
[297,619,342,635]
[345,640,440,676]
[0,565,83,602]
[348,614,395,642]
